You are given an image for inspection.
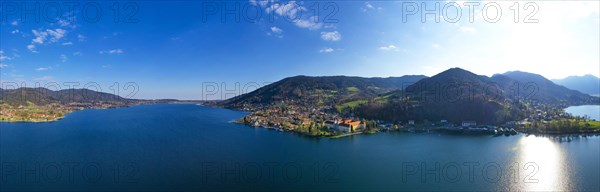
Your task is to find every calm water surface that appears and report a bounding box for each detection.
[565,105,600,121]
[1,104,599,191]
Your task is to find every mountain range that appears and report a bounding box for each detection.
[0,87,132,106]
[223,68,599,124]
[221,75,427,109]
[497,71,596,105]
[552,74,600,95]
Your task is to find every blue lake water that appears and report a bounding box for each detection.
[1,104,599,191]
[565,105,600,121]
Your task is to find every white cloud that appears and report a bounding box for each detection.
[0,51,9,68]
[432,43,441,49]
[31,29,67,45]
[100,49,124,55]
[73,51,82,56]
[270,26,283,34]
[320,31,341,41]
[250,0,269,7]
[60,54,68,62]
[32,30,46,44]
[47,29,66,41]
[34,76,55,81]
[27,44,38,53]
[268,26,284,38]
[103,32,121,39]
[362,2,382,12]
[10,20,18,26]
[254,1,326,31]
[11,29,20,34]
[445,1,468,7]
[378,45,399,51]
[319,47,335,53]
[57,19,73,27]
[459,26,476,33]
[35,67,50,71]
[0,50,10,61]
[62,41,73,45]
[293,16,323,30]
[77,34,86,42]
[266,1,305,19]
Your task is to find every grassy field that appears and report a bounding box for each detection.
[559,119,600,129]
[541,119,600,133]
[336,99,368,112]
[374,94,392,104]
[579,120,600,129]
[346,86,360,93]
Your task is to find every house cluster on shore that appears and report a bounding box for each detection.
[242,106,369,134]
[237,98,600,137]
[0,103,72,122]
[324,119,365,133]
[0,101,142,122]
[237,99,377,135]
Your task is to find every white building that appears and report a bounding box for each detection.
[462,121,477,127]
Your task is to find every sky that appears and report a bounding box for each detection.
[0,1,599,100]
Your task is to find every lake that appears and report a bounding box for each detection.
[1,104,599,191]
[565,105,600,121]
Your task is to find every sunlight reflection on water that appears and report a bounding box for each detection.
[511,135,573,191]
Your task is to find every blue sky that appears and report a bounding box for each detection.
[1,1,599,100]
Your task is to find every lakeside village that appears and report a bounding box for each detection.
[0,101,138,122]
[236,101,600,138]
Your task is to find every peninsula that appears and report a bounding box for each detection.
[0,88,175,122]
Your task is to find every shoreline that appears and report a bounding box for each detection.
[0,103,168,123]
[3,104,600,137]
[0,116,66,123]
[0,110,74,123]
[234,119,600,138]
[233,115,600,138]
